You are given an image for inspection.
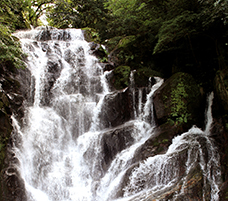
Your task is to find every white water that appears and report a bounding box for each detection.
[120,92,221,201]
[11,28,221,201]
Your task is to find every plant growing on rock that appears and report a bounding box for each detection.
[169,82,191,125]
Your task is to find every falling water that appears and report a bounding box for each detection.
[120,92,221,201]
[11,28,221,201]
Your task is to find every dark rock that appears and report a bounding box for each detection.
[64,47,85,67]
[133,123,183,163]
[0,62,27,201]
[100,88,134,128]
[89,43,107,62]
[99,62,114,72]
[82,122,135,180]
[100,122,135,171]
[89,42,99,51]
[36,28,52,41]
[41,57,63,106]
[134,68,161,88]
[117,131,215,201]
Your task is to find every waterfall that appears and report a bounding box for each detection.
[11,27,221,201]
[120,92,221,201]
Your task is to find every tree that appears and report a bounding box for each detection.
[23,0,54,27]
[0,0,54,30]
[47,0,108,33]
[102,0,228,78]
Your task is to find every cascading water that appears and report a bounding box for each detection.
[119,92,221,201]
[11,27,221,201]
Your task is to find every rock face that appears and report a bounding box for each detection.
[0,62,27,201]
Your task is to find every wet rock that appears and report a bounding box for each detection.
[100,122,135,171]
[36,27,52,41]
[134,68,161,88]
[133,123,182,163]
[0,62,27,201]
[41,58,63,106]
[64,47,85,67]
[117,131,216,201]
[100,88,133,128]
[36,27,72,41]
[90,44,107,60]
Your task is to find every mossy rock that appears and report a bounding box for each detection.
[82,27,100,43]
[153,72,204,130]
[112,66,131,90]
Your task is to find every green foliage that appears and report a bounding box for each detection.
[101,0,228,82]
[0,0,26,30]
[0,0,54,30]
[153,11,198,54]
[48,0,108,33]
[0,24,26,69]
[169,82,191,125]
[113,66,131,89]
[82,27,101,43]
[117,35,136,49]
[97,45,109,62]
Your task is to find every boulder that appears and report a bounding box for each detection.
[153,72,204,131]
[99,88,134,128]
[41,57,63,106]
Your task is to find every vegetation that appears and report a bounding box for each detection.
[0,0,55,68]
[169,82,191,125]
[112,66,131,90]
[0,0,227,78]
[47,0,108,35]
[0,25,26,69]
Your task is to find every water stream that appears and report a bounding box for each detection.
[11,28,221,201]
